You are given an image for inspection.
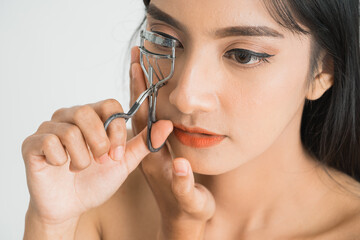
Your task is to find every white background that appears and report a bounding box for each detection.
[0,0,144,238]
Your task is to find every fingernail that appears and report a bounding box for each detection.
[173,160,188,176]
[98,153,109,164]
[114,146,124,161]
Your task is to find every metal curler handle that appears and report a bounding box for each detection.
[146,97,166,152]
[104,103,137,130]
[104,87,153,131]
[147,119,166,152]
[104,29,178,152]
[145,71,166,152]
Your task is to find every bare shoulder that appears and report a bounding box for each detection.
[316,209,360,240]
[330,194,360,239]
[315,171,360,240]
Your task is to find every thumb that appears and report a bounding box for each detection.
[123,120,173,174]
[172,158,216,221]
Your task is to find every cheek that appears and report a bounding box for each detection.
[150,38,311,175]
[223,45,310,157]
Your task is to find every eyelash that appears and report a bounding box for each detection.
[224,49,273,67]
[151,30,184,48]
[150,30,273,67]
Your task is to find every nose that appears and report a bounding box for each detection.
[169,49,219,115]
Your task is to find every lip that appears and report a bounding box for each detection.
[173,124,226,148]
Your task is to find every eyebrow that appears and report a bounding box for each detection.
[147,4,186,31]
[215,26,284,38]
[147,4,284,39]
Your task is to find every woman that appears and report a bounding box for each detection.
[22,0,360,239]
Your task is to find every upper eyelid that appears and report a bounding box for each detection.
[151,30,177,40]
[149,29,183,47]
[226,48,274,58]
[148,23,181,40]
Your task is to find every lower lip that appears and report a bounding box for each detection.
[173,127,226,148]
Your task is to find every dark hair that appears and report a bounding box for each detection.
[141,0,360,184]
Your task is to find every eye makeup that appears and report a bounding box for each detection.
[151,30,181,42]
[149,23,278,69]
[224,48,274,66]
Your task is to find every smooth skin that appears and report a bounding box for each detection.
[23,0,360,239]
[22,38,214,240]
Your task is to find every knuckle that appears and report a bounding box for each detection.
[78,159,91,169]
[108,120,127,142]
[21,135,34,159]
[174,189,187,198]
[21,136,29,152]
[73,105,94,123]
[72,158,91,170]
[37,121,51,132]
[190,199,206,214]
[42,134,59,153]
[62,125,81,144]
[100,99,123,116]
[93,139,111,156]
[111,118,126,131]
[181,198,206,217]
[173,183,191,197]
[183,185,214,217]
[51,107,65,120]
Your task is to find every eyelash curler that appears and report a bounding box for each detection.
[104,29,181,152]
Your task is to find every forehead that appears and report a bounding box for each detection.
[149,0,283,35]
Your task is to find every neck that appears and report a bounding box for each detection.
[195,104,327,233]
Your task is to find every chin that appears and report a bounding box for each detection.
[167,134,243,175]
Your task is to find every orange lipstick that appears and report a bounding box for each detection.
[173,124,226,148]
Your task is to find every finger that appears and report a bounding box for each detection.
[91,99,127,162]
[22,134,68,170]
[124,120,173,174]
[36,121,91,171]
[130,46,144,105]
[51,99,127,162]
[130,46,140,72]
[171,158,216,221]
[51,105,110,160]
[130,46,149,135]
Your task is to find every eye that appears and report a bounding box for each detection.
[224,49,273,66]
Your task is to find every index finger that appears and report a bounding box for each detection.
[90,99,127,161]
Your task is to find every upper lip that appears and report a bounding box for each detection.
[173,123,224,136]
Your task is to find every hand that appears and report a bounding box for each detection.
[21,96,173,228]
[130,46,216,240]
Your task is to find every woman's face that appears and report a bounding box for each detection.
[146,0,313,174]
